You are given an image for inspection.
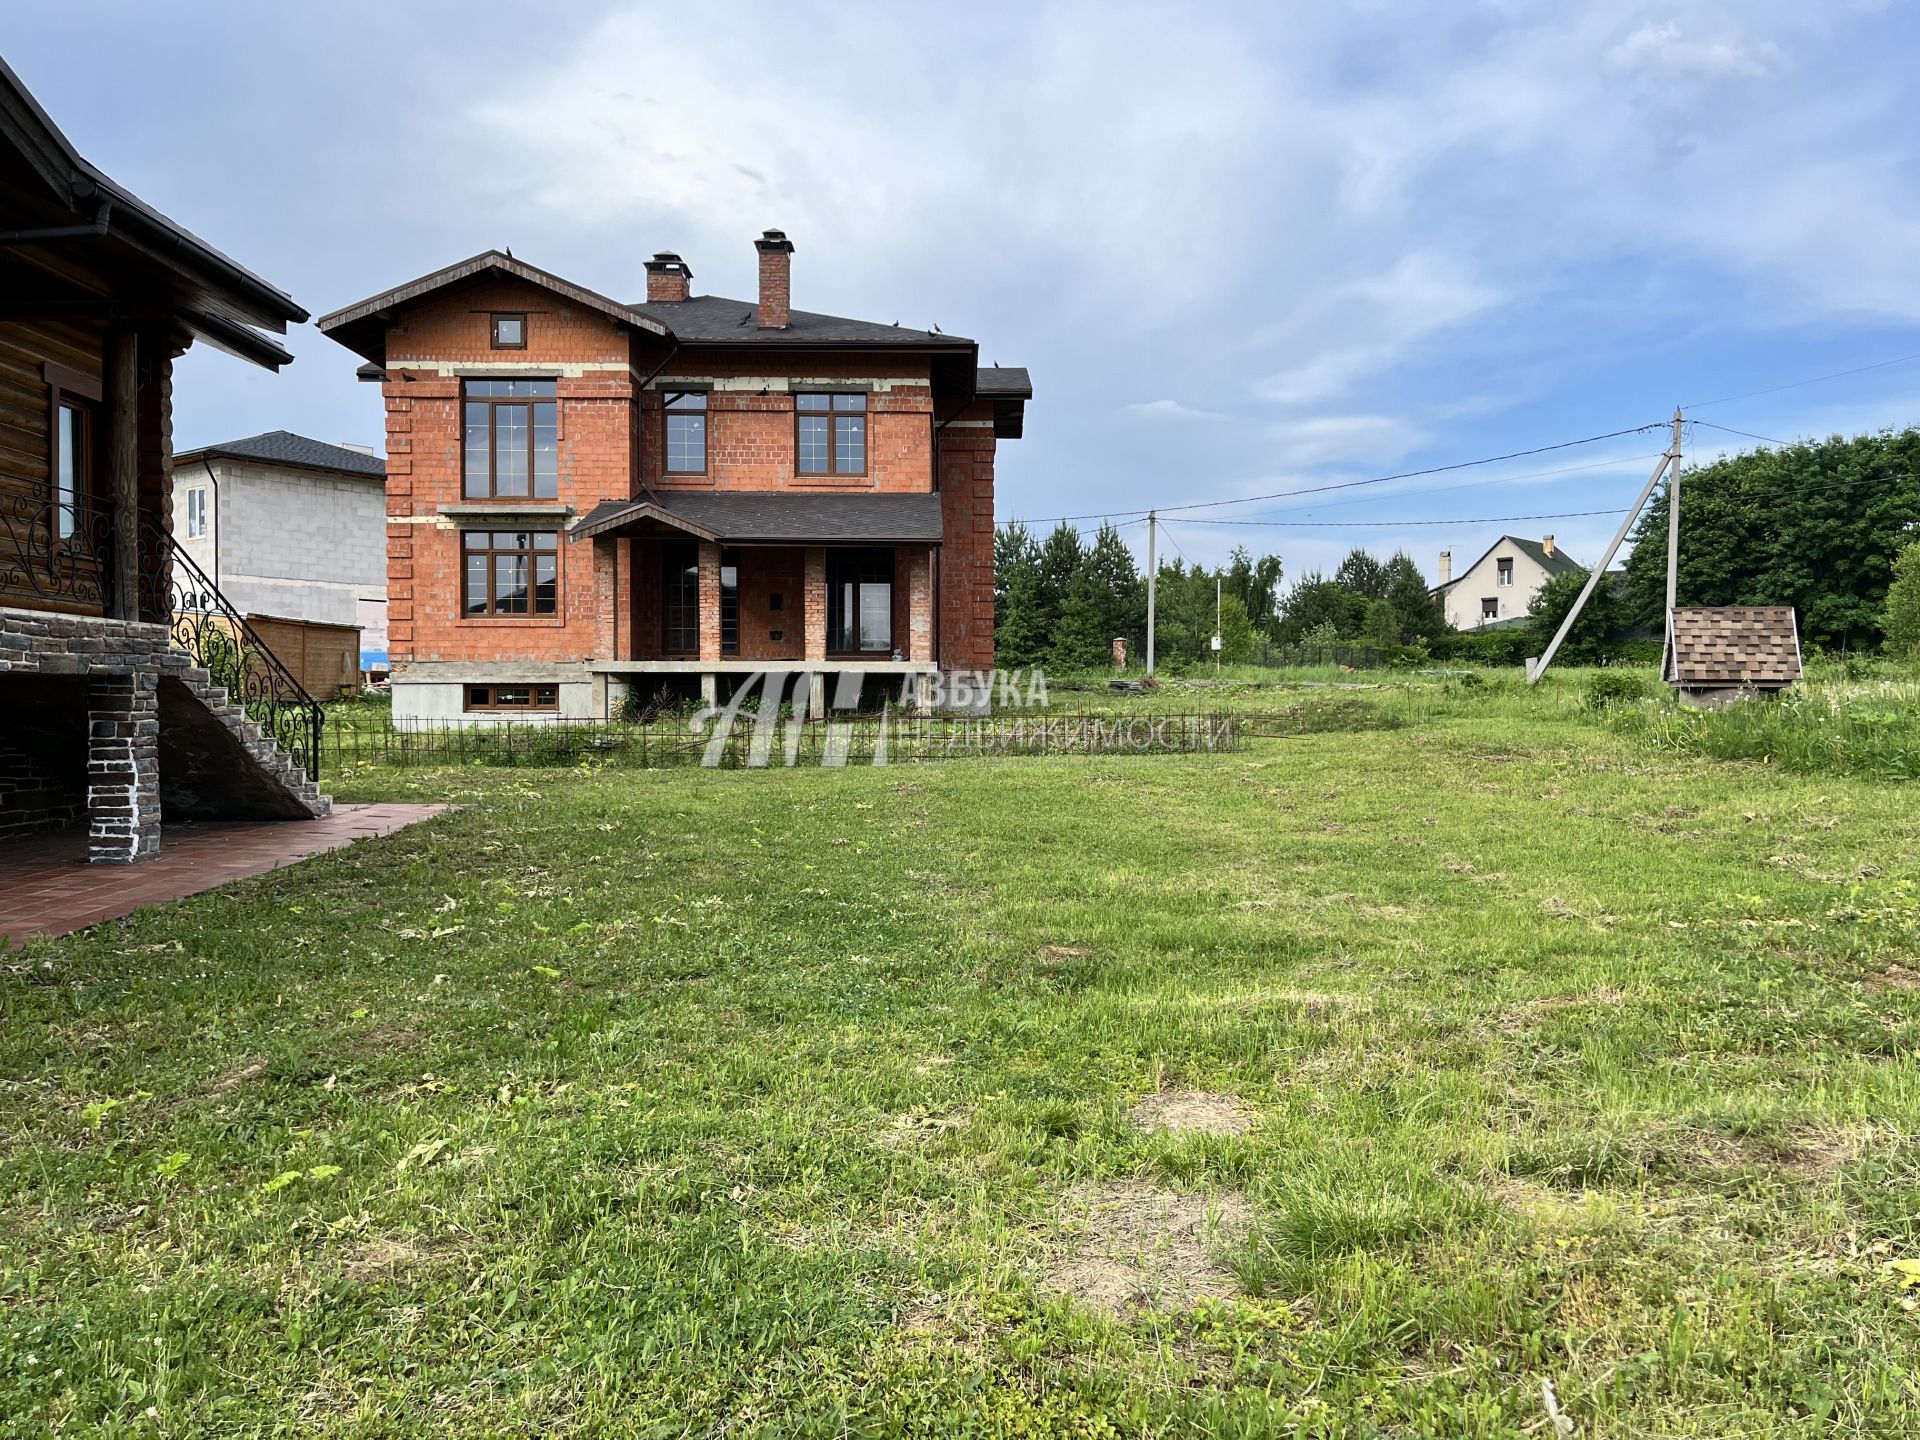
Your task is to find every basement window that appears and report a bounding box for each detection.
[465,683,559,712]
[491,313,526,349]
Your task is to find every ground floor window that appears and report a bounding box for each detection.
[465,683,559,711]
[827,547,893,654]
[663,539,699,653]
[463,530,558,618]
[1481,597,1498,621]
[721,547,740,656]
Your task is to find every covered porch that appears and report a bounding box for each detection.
[573,493,940,714]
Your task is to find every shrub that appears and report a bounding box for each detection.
[1584,670,1650,710]
[1886,543,1920,659]
[1436,628,1531,667]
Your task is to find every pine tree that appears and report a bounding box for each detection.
[1084,522,1145,654]
[1049,567,1113,672]
[1383,551,1444,642]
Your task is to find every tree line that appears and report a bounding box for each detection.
[993,522,1446,670]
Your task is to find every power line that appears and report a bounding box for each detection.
[1161,507,1631,529]
[1685,350,1920,410]
[995,422,1667,528]
[1692,419,1786,446]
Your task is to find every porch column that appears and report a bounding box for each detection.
[907,548,933,662]
[106,325,140,620]
[87,672,160,863]
[804,547,827,661]
[591,537,619,660]
[697,541,722,662]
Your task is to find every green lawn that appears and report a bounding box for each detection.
[3,693,1917,1436]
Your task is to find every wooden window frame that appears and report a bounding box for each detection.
[462,379,559,500]
[462,529,560,620]
[794,392,869,477]
[825,547,895,656]
[491,313,527,350]
[663,390,709,476]
[465,682,559,712]
[44,362,101,544]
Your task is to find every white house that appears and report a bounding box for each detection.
[1430,534,1583,630]
[170,431,389,671]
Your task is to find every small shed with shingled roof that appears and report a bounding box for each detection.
[1662,606,1803,707]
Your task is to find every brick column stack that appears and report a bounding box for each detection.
[86,672,160,863]
[697,542,722,661]
[803,547,827,660]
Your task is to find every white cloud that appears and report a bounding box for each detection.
[1123,399,1229,422]
[1607,22,1779,80]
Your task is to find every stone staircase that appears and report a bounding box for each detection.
[157,663,331,822]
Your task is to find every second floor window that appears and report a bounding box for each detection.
[491,313,526,348]
[664,391,707,474]
[796,392,866,475]
[464,379,558,499]
[53,397,93,540]
[464,529,558,618]
[186,487,208,539]
[1497,557,1514,587]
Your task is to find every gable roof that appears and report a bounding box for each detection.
[1431,534,1584,593]
[627,292,971,348]
[174,430,385,480]
[316,250,671,365]
[0,57,305,369]
[1663,606,1803,687]
[572,492,944,545]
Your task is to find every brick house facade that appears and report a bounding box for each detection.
[317,235,1028,724]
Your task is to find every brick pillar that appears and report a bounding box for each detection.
[697,541,722,661]
[907,547,933,662]
[804,547,827,661]
[592,537,619,660]
[87,672,160,863]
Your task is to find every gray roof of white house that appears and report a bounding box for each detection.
[174,430,386,480]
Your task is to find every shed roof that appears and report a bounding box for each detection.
[1663,606,1803,687]
[572,492,943,545]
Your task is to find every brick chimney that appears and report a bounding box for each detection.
[1438,549,1452,584]
[1542,534,1555,558]
[755,229,794,329]
[644,252,692,304]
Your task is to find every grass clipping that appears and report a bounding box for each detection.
[1043,1182,1250,1317]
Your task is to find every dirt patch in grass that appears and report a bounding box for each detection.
[1864,963,1920,994]
[1131,1089,1254,1137]
[1500,985,1627,1032]
[207,1058,267,1099]
[338,1236,431,1283]
[1037,944,1093,966]
[876,1107,972,1150]
[1042,1182,1250,1317]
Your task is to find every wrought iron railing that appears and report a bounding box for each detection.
[0,489,115,609]
[140,521,326,782]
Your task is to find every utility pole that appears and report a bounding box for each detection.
[1664,406,1683,617]
[1145,510,1157,676]
[1527,408,1686,684]
[1214,573,1222,674]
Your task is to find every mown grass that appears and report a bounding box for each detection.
[3,691,1918,1436]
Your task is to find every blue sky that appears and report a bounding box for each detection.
[10,1,1920,586]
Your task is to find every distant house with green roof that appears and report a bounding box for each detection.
[1429,534,1582,630]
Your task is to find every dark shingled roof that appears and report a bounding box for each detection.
[174,430,385,480]
[1663,606,1803,687]
[976,366,1033,398]
[572,492,943,545]
[628,293,971,348]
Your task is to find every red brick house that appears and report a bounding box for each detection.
[317,233,1028,724]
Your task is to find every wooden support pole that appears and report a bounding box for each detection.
[1526,440,1676,684]
[106,325,139,619]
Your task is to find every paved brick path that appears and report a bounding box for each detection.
[0,804,447,945]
